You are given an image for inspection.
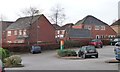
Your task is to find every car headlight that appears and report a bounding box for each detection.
[84,51,87,53]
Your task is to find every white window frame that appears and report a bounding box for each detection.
[17,40,24,43]
[14,30,17,35]
[109,35,115,38]
[95,26,100,30]
[57,30,60,34]
[61,30,65,34]
[84,25,92,30]
[59,35,64,38]
[23,29,27,36]
[7,41,12,43]
[96,35,100,39]
[101,35,104,39]
[7,31,12,36]
[101,26,105,30]
[19,30,22,35]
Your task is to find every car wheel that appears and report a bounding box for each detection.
[82,54,86,59]
[78,54,81,57]
[95,54,98,58]
[100,45,103,48]
[39,51,42,53]
[97,44,101,48]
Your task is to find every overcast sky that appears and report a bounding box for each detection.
[0,0,119,25]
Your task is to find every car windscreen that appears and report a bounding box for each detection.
[91,39,101,42]
[86,46,96,51]
[91,39,97,42]
[114,38,120,41]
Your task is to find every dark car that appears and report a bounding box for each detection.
[78,45,98,59]
[111,38,120,45]
[30,45,41,54]
[0,59,5,72]
[89,39,103,48]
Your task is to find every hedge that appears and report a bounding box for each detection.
[0,48,11,61]
[57,50,77,57]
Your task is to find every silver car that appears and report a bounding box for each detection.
[115,42,120,46]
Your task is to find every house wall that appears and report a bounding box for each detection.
[90,25,117,39]
[1,22,13,44]
[5,30,17,43]
[72,24,116,39]
[29,15,56,44]
[55,30,65,38]
[72,24,84,29]
[5,15,56,45]
[111,25,120,36]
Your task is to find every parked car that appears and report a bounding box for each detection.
[115,42,120,46]
[114,46,120,61]
[30,45,41,54]
[0,59,5,72]
[78,45,98,59]
[111,38,120,45]
[89,39,103,48]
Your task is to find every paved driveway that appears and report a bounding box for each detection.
[5,46,118,70]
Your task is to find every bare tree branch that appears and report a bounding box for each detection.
[49,4,66,26]
[20,6,42,17]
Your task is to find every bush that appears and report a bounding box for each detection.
[0,48,11,61]
[64,40,89,48]
[57,50,77,57]
[64,41,80,48]
[4,55,22,67]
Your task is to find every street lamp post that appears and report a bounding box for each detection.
[36,20,40,45]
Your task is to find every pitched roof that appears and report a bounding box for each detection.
[66,28,91,38]
[1,21,14,31]
[61,23,74,30]
[75,15,108,26]
[111,19,120,26]
[6,15,42,30]
[52,24,61,30]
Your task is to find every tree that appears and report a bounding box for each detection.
[20,7,42,45]
[0,14,7,21]
[49,4,66,26]
[21,7,42,17]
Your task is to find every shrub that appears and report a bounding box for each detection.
[57,50,77,57]
[0,48,11,61]
[64,40,89,48]
[4,55,22,67]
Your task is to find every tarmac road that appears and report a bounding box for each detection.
[5,46,119,71]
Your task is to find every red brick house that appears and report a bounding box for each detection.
[111,19,120,37]
[5,14,56,45]
[64,28,92,40]
[72,15,116,39]
[53,23,74,39]
[0,21,14,45]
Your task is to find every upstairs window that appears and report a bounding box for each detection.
[19,30,22,35]
[7,31,12,36]
[61,30,65,34]
[84,25,92,30]
[23,29,27,36]
[57,30,60,34]
[14,30,17,35]
[101,26,105,30]
[95,26,100,30]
